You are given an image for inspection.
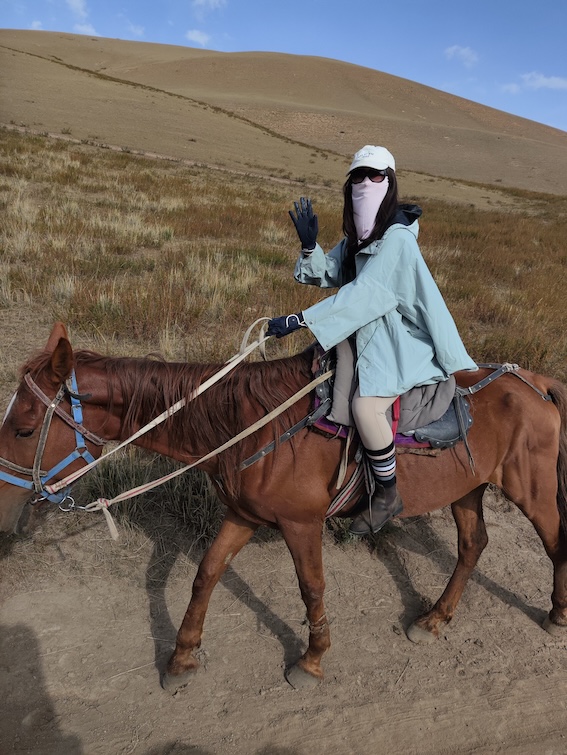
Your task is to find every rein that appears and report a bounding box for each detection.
[45,321,272,498]
[81,367,333,540]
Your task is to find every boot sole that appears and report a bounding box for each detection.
[349,501,403,536]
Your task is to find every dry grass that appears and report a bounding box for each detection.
[2,128,565,372]
[1,128,566,543]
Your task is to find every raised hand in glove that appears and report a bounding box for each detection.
[289,197,318,251]
[267,312,308,338]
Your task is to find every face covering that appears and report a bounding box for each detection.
[352,177,389,241]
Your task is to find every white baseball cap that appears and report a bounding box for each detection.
[347,145,396,174]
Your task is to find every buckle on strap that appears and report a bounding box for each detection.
[465,363,551,402]
[24,372,105,446]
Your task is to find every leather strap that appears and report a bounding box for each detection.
[240,397,332,470]
[24,373,106,445]
[464,363,551,402]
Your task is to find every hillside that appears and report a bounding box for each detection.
[1,29,566,196]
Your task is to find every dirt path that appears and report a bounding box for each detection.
[2,489,567,754]
[1,123,528,212]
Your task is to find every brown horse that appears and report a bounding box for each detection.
[1,322,567,692]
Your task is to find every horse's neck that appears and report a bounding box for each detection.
[88,356,222,459]
[79,352,312,466]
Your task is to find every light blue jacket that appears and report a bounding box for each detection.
[294,206,477,397]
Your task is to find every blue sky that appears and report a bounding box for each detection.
[3,0,567,133]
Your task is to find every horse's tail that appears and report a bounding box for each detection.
[548,379,567,536]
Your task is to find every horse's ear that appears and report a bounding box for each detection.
[49,337,73,384]
[45,322,69,354]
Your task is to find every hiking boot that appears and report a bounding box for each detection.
[349,484,403,536]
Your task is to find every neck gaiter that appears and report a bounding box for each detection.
[352,177,389,241]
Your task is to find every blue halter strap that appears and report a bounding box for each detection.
[0,370,103,504]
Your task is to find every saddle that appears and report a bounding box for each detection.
[312,343,473,451]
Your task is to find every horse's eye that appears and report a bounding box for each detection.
[16,429,34,439]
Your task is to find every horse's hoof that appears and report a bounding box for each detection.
[285,663,322,690]
[406,622,437,644]
[542,615,567,637]
[161,670,195,695]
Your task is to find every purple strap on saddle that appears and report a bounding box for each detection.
[313,413,350,439]
[313,402,430,449]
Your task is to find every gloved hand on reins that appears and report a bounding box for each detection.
[267,312,308,338]
[289,197,318,251]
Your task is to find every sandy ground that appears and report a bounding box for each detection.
[2,484,567,754]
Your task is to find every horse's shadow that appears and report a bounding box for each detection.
[372,513,548,631]
[0,532,15,562]
[128,496,547,680]
[139,522,304,677]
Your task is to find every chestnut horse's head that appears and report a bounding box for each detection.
[0,322,76,534]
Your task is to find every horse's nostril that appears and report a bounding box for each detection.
[13,501,32,536]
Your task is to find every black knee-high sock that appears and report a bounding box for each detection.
[365,441,396,488]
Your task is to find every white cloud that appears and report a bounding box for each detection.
[30,20,43,30]
[74,23,98,35]
[192,0,227,10]
[521,72,567,91]
[192,0,226,22]
[186,29,211,47]
[66,0,88,21]
[502,72,567,95]
[445,45,479,69]
[66,0,97,36]
[126,21,144,37]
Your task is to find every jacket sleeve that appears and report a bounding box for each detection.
[293,239,348,289]
[302,245,399,350]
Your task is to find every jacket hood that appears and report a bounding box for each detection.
[384,203,422,239]
[391,204,422,227]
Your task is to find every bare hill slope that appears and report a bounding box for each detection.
[1,29,566,195]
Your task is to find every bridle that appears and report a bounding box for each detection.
[0,370,105,505]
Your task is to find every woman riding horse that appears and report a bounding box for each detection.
[268,145,477,535]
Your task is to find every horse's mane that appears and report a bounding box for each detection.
[24,346,315,498]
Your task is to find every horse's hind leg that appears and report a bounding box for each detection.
[278,519,330,689]
[163,509,257,694]
[407,485,488,644]
[510,490,567,634]
[498,434,567,634]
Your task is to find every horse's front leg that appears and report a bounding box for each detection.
[407,485,488,644]
[278,519,330,689]
[163,508,257,694]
